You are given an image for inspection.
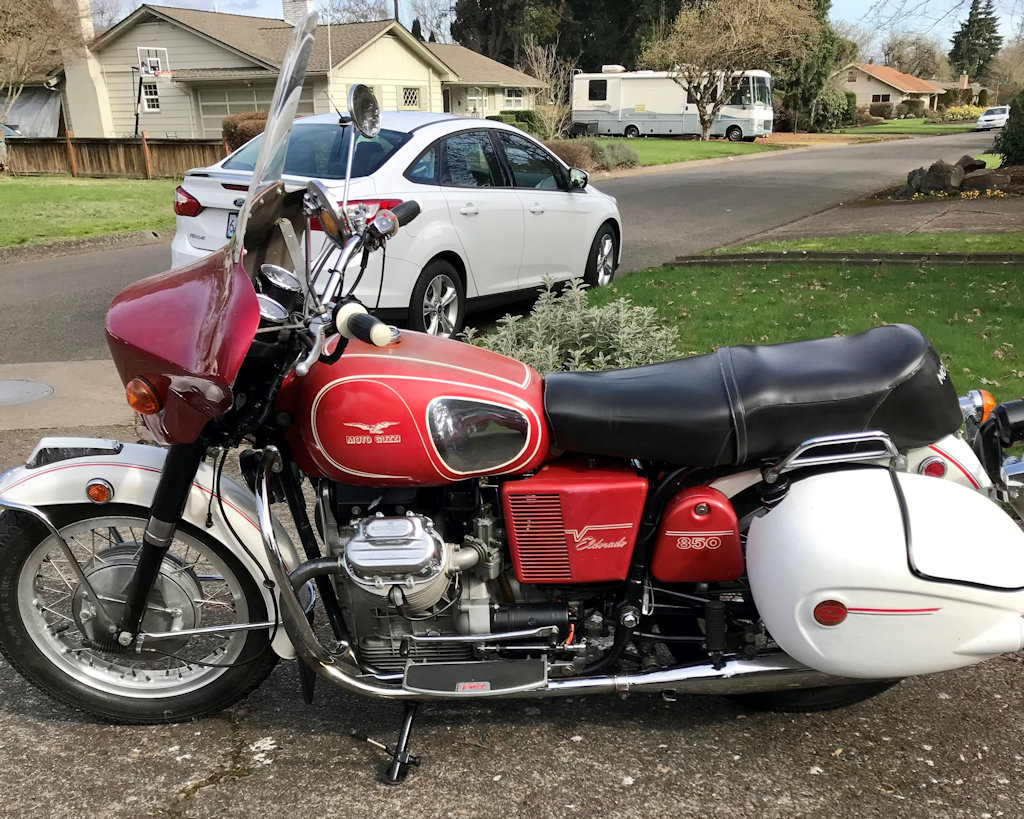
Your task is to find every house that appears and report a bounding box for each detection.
[53,0,542,139]
[832,62,944,110]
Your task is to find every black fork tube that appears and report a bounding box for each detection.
[115,441,206,644]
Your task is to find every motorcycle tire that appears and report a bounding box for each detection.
[0,505,278,724]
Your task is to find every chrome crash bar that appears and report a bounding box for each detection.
[254,448,852,701]
[762,431,901,485]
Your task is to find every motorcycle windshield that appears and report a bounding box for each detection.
[232,12,317,263]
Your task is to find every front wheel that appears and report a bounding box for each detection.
[0,505,277,724]
[624,124,641,139]
[584,223,618,288]
[410,259,466,338]
[726,125,743,142]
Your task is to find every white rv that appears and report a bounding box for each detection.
[571,66,773,141]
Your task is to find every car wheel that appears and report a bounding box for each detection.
[624,124,641,139]
[726,125,743,142]
[410,259,466,338]
[584,223,618,288]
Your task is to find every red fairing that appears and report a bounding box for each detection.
[502,460,648,584]
[650,487,743,583]
[278,331,550,486]
[105,247,260,445]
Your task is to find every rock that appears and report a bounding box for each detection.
[921,159,965,193]
[961,168,1012,192]
[956,155,987,174]
[906,167,925,194]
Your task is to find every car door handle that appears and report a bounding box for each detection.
[528,204,545,214]
[459,204,479,216]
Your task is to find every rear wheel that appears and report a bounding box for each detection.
[726,125,743,142]
[624,124,641,139]
[0,505,277,724]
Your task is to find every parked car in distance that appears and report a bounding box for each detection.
[171,112,622,337]
[976,106,1010,130]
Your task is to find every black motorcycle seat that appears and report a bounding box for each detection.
[543,324,963,467]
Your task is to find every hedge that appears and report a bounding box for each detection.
[223,110,268,152]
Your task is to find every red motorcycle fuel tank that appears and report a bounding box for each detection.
[649,486,743,583]
[278,330,550,486]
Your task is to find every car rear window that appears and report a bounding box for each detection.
[223,124,410,179]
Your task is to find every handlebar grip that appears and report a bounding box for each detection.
[390,200,421,227]
[341,310,391,348]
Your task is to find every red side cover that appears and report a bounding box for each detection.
[650,487,743,583]
[501,460,648,584]
[105,248,260,445]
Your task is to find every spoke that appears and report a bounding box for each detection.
[108,527,124,544]
[439,311,454,334]
[45,557,76,592]
[38,604,74,622]
[440,287,456,307]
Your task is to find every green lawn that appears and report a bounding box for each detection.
[590,261,1024,396]
[836,118,977,135]
[595,137,782,166]
[978,153,1003,168]
[0,176,178,247]
[721,232,1024,255]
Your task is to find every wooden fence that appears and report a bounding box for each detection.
[7,132,228,178]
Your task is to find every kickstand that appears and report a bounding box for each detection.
[350,702,422,785]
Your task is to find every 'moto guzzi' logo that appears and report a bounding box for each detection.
[344,421,401,445]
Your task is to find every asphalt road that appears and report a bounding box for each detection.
[0,131,997,366]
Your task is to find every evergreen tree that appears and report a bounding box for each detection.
[780,0,838,129]
[949,0,1003,80]
[995,88,1024,165]
[411,18,424,40]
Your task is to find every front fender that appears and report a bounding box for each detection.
[0,438,299,659]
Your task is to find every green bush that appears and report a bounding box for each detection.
[507,109,544,135]
[462,278,680,374]
[894,102,910,119]
[572,138,639,170]
[869,102,894,119]
[843,92,857,124]
[925,108,944,122]
[812,86,847,131]
[995,90,1024,165]
[977,89,990,108]
[222,110,268,152]
[944,104,984,121]
[903,98,926,117]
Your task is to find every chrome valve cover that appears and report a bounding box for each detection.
[344,514,445,581]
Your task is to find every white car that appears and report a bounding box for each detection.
[171,112,622,336]
[976,106,1010,130]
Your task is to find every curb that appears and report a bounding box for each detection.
[0,229,171,266]
[669,251,1024,267]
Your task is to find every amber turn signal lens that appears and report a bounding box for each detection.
[86,479,113,504]
[126,377,161,415]
[979,389,997,423]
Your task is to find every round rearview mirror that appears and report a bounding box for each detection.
[305,179,347,247]
[349,84,381,139]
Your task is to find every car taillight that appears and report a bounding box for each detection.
[173,186,204,218]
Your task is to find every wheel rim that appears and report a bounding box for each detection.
[728,127,741,142]
[594,234,615,286]
[421,273,459,336]
[17,514,252,698]
[625,126,639,138]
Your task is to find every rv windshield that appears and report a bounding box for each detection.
[753,76,771,108]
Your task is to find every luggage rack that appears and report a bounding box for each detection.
[762,431,901,485]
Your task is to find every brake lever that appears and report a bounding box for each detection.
[295,319,330,377]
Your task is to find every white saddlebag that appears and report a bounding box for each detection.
[746,468,1024,678]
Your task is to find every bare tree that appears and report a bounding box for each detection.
[318,0,392,24]
[518,35,569,139]
[90,0,138,30]
[990,35,1024,100]
[409,0,453,42]
[1,0,83,123]
[860,0,1019,31]
[882,32,949,77]
[833,20,880,62]
[642,0,820,141]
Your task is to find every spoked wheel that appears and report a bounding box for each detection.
[410,260,466,338]
[0,505,277,724]
[654,495,901,713]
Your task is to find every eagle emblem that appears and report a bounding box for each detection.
[344,421,400,435]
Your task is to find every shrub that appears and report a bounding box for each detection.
[944,104,984,121]
[894,103,910,119]
[995,90,1024,166]
[462,278,680,374]
[903,98,926,117]
[924,108,944,122]
[593,140,640,170]
[977,89,990,108]
[812,86,847,131]
[855,108,883,125]
[869,102,894,119]
[508,109,544,135]
[843,92,857,124]
[939,88,974,108]
[543,139,594,171]
[222,110,268,152]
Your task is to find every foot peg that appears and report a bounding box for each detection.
[350,702,421,784]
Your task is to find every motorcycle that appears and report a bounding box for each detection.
[4,16,1024,785]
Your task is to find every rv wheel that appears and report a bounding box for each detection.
[624,124,640,139]
[726,125,743,142]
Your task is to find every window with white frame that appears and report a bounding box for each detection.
[504,87,524,109]
[402,87,421,109]
[142,82,160,111]
[137,47,169,75]
[467,86,486,114]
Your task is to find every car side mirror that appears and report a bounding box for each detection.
[569,168,589,190]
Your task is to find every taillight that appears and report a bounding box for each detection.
[173,186,204,218]
[919,457,948,479]
[309,199,403,232]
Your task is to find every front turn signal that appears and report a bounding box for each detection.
[126,377,161,415]
[979,389,997,423]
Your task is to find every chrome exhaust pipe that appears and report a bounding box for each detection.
[256,449,855,701]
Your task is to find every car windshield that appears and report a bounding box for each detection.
[983,107,1006,116]
[223,124,411,179]
[752,76,771,107]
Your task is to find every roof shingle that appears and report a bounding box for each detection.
[853,63,944,94]
[425,43,544,88]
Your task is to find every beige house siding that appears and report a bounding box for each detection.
[447,85,538,117]
[97,21,258,137]
[833,67,937,109]
[331,33,445,113]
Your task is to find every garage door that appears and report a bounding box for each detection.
[197,84,316,138]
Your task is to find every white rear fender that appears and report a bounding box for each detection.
[0,438,300,659]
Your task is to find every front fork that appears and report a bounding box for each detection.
[113,441,205,646]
